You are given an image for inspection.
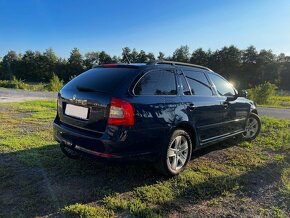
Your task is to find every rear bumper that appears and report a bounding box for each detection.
[53,120,157,161]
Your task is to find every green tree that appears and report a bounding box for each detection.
[216,45,242,80]
[256,49,277,85]
[276,53,290,90]
[31,49,58,82]
[84,51,99,69]
[0,45,289,91]
[240,46,259,88]
[43,48,58,80]
[34,51,47,81]
[279,62,290,90]
[68,48,84,78]
[131,49,139,62]
[157,52,165,60]
[20,50,37,81]
[172,45,190,62]
[55,57,69,81]
[146,52,155,61]
[1,51,20,80]
[121,47,132,63]
[112,55,120,63]
[98,51,112,64]
[190,48,210,66]
[137,50,148,63]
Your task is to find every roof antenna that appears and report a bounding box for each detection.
[122,48,131,64]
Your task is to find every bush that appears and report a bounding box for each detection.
[0,77,28,89]
[48,73,63,92]
[0,77,47,91]
[11,76,27,89]
[247,82,277,104]
[0,79,14,89]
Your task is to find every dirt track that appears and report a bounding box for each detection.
[0,88,57,102]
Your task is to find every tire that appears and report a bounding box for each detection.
[241,113,261,141]
[156,129,192,176]
[60,143,81,159]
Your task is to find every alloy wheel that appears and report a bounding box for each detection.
[167,135,189,172]
[243,117,259,139]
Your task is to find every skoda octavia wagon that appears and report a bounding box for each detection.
[53,61,261,176]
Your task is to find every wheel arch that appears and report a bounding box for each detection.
[250,108,258,115]
[172,121,198,150]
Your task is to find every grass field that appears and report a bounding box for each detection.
[0,100,289,217]
[259,96,290,108]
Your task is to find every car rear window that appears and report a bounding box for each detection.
[134,70,177,95]
[63,68,138,93]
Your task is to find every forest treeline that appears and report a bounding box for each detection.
[0,45,289,90]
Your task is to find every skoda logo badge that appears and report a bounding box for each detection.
[72,94,76,100]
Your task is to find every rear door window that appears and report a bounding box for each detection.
[184,70,210,85]
[183,70,213,96]
[134,70,177,95]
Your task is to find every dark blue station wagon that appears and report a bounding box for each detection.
[54,61,261,176]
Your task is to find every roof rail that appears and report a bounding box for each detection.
[147,60,213,72]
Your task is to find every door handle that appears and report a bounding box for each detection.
[222,101,229,109]
[188,103,195,111]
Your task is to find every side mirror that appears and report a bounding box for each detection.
[238,89,248,98]
[226,95,238,101]
[226,89,239,101]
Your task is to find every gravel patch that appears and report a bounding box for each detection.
[0,88,57,103]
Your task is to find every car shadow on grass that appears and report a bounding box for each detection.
[0,140,286,217]
[191,137,242,159]
[0,143,162,217]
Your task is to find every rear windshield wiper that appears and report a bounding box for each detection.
[76,86,106,93]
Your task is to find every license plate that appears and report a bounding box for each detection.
[65,104,88,120]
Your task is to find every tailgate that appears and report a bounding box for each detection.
[58,89,111,133]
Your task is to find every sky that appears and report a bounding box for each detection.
[0,0,290,58]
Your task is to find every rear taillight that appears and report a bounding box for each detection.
[108,98,134,126]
